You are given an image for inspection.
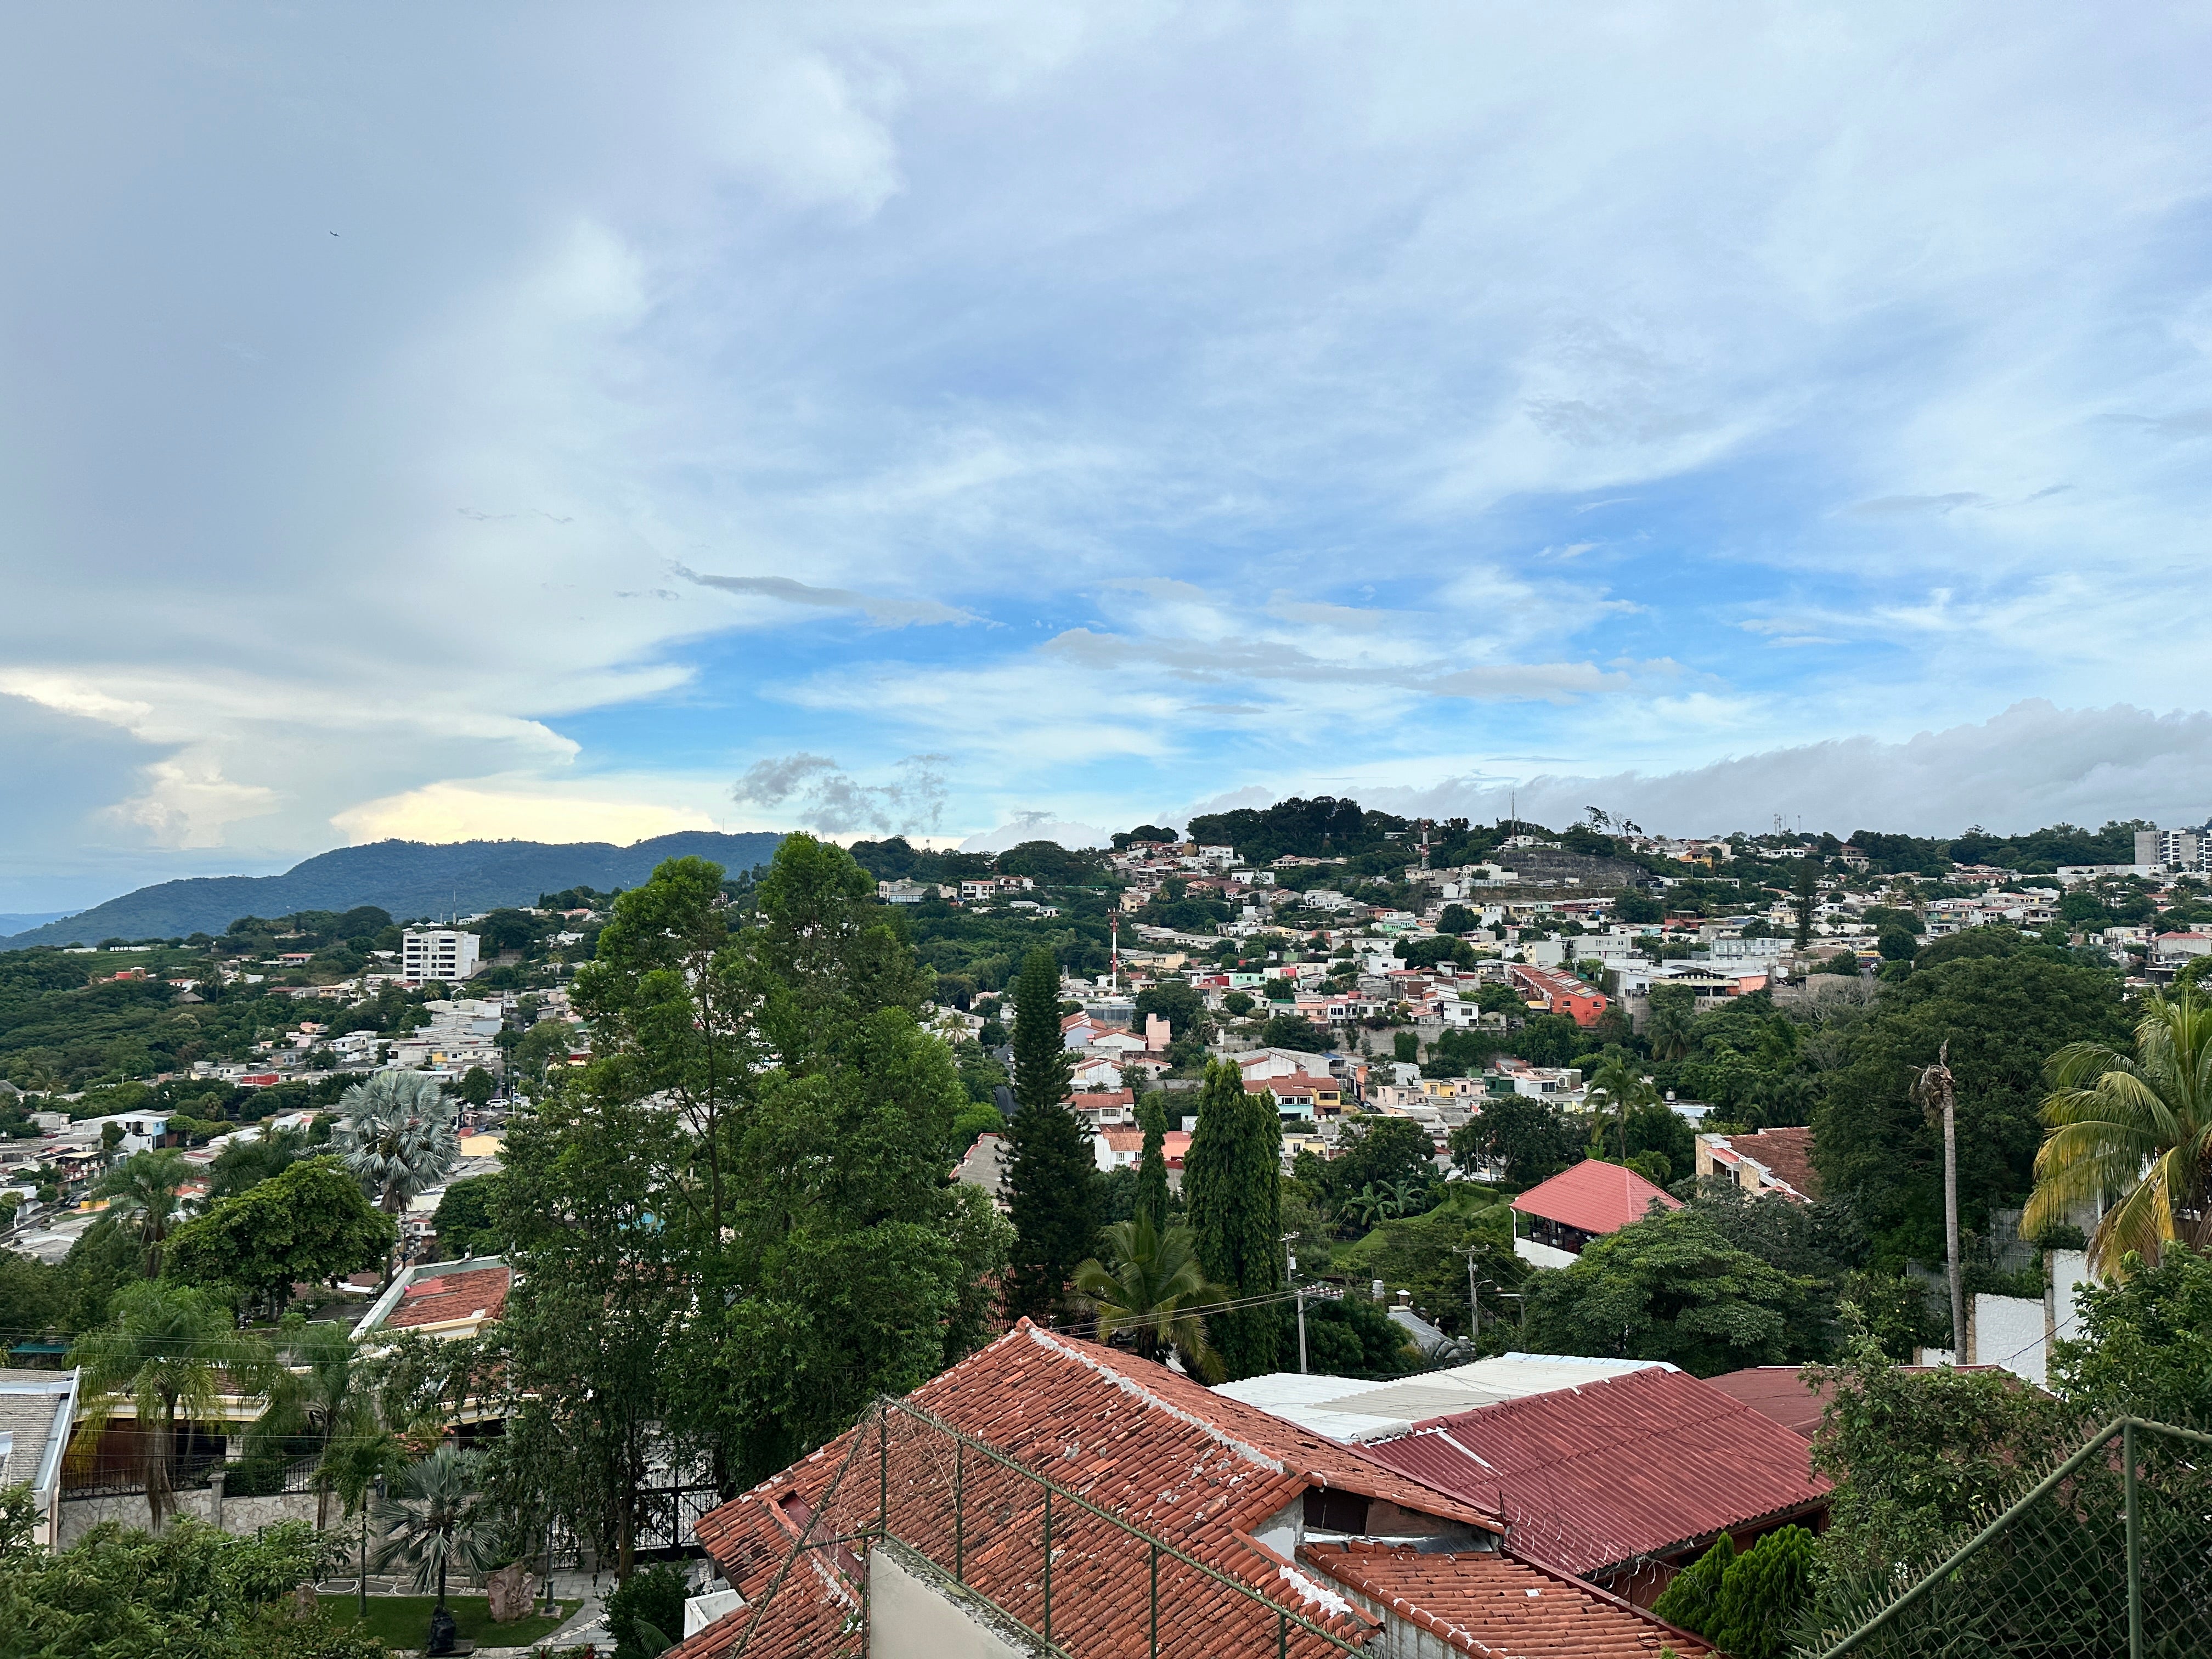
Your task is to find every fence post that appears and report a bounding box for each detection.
[1278,1607,1288,1658]
[1042,1486,1053,1643]
[2124,1419,2143,1659]
[878,1406,890,1539]
[952,1438,964,1584]
[1149,1540,1159,1658]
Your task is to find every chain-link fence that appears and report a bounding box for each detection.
[726,1396,1372,1659]
[1804,1417,2212,1659]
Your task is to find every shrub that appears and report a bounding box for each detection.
[606,1561,687,1658]
[1652,1531,1732,1636]
[1711,1524,1816,1659]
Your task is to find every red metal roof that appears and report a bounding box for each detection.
[674,1321,1509,1659]
[1300,1540,1712,1658]
[1702,1366,1830,1437]
[1357,1364,1831,1578]
[1510,1159,1679,1235]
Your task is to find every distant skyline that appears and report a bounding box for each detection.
[8,5,2212,910]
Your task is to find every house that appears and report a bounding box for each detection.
[668,1321,1711,1659]
[1092,1125,1144,1172]
[1357,1363,1832,1605]
[353,1255,511,1346]
[0,1367,80,1550]
[1511,1160,1678,1267]
[1506,963,1609,1028]
[1696,1125,1818,1203]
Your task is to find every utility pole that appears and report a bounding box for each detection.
[1284,1233,1307,1374]
[1915,1041,1966,1361]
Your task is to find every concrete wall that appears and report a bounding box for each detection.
[1973,1293,2048,1388]
[59,1485,319,1548]
[867,1538,1051,1659]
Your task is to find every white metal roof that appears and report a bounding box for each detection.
[1214,1352,1668,1443]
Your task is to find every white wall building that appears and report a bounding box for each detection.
[402,929,481,984]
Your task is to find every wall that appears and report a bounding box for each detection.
[867,1538,1051,1659]
[59,1485,319,1548]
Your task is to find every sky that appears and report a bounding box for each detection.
[6,3,2212,909]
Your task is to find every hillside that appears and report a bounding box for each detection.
[0,831,787,950]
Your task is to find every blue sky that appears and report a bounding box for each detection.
[7,3,2212,907]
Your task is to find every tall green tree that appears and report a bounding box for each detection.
[1644,983,1696,1062]
[1814,938,2126,1266]
[163,1155,396,1319]
[2023,988,2212,1274]
[1003,947,1094,1323]
[333,1071,459,1216]
[68,1282,282,1527]
[1182,1061,1282,1379]
[1135,1092,1170,1228]
[92,1149,191,1277]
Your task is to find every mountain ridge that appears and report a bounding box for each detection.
[0,831,788,950]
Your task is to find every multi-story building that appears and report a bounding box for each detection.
[400,928,481,984]
[2135,826,2210,873]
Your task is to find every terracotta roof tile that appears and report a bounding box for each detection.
[1301,1540,1712,1658]
[1736,1125,1819,1199]
[385,1266,510,1330]
[1510,1161,1679,1235]
[675,1321,1508,1659]
[1357,1365,1831,1579]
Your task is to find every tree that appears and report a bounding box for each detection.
[1645,983,1695,1062]
[1319,1115,1438,1208]
[371,1445,504,1649]
[1074,1212,1234,1380]
[606,1561,688,1659]
[1181,1062,1282,1378]
[67,1282,281,1527]
[1003,947,1094,1323]
[92,1149,191,1276]
[1584,1052,1657,1163]
[1135,1092,1170,1228]
[163,1155,396,1319]
[1454,1096,1578,1186]
[1436,904,1477,935]
[1520,1207,1813,1375]
[455,1065,495,1109]
[1652,1532,1733,1639]
[208,1124,309,1200]
[2022,988,2212,1274]
[1708,1523,1815,1659]
[333,1071,459,1216]
[427,1173,505,1261]
[1259,1012,1330,1052]
[0,1515,382,1659]
[1814,942,2126,1267]
[1132,979,1212,1047]
[2051,1243,2212,1425]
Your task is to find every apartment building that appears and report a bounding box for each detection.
[400,928,481,984]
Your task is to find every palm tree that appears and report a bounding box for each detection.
[257,1318,381,1530]
[1342,1183,1396,1230]
[67,1281,281,1527]
[335,1074,459,1287]
[1074,1211,1235,1383]
[1645,985,1695,1063]
[371,1444,505,1635]
[1585,1053,1658,1163]
[93,1148,193,1276]
[2024,989,2212,1276]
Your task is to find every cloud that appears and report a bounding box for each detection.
[672,565,979,628]
[960,812,1111,853]
[1355,702,2212,838]
[332,782,718,845]
[1847,493,1988,517]
[732,753,949,836]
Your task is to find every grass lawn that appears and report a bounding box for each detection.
[317,1594,573,1650]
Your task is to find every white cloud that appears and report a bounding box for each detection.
[332,781,719,847]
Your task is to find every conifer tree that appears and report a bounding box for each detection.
[1182,1060,1283,1379]
[1004,949,1095,1322]
[1135,1091,1170,1228]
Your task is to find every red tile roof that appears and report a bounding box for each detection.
[1736,1125,1819,1198]
[1300,1540,1713,1658]
[675,1321,1505,1659]
[385,1265,510,1330]
[1357,1364,1831,1579]
[1510,1160,1679,1235]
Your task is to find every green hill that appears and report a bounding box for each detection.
[0,831,787,950]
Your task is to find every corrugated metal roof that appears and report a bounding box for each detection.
[1509,1160,1679,1235]
[1216,1355,1666,1443]
[1358,1364,1831,1578]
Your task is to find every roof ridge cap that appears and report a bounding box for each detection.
[1020,1323,1287,1476]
